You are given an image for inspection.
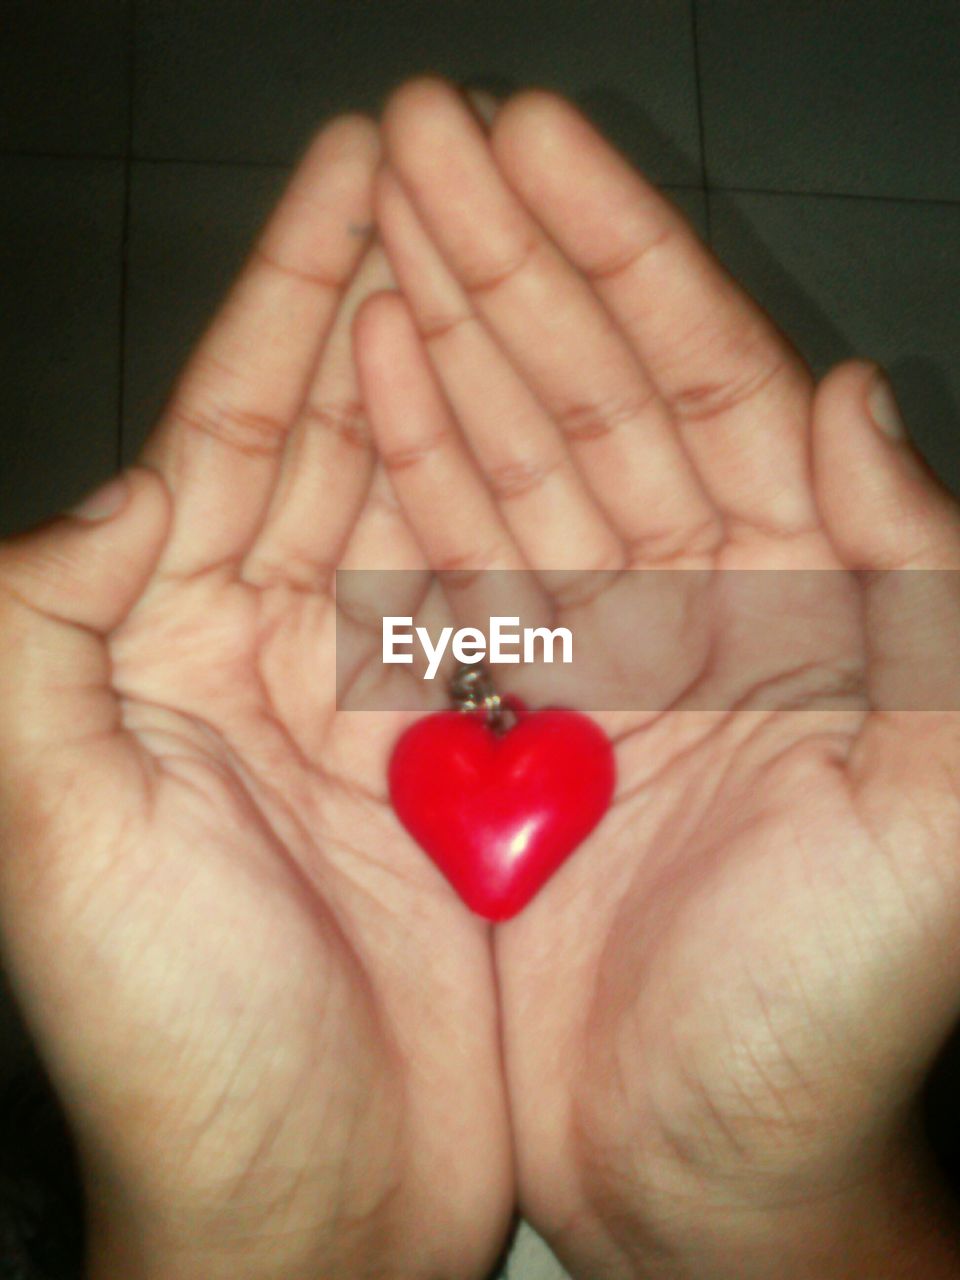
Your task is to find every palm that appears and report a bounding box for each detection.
[75,522,499,1271]
[495,525,896,1262]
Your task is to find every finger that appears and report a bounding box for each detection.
[242,243,395,593]
[375,167,625,583]
[140,115,381,579]
[354,286,526,575]
[815,362,960,1001]
[489,89,819,535]
[340,465,428,574]
[329,464,471,797]
[0,468,170,792]
[381,78,720,564]
[354,290,551,633]
[333,466,508,703]
[813,359,960,714]
[334,464,434,689]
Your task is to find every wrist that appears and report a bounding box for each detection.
[79,1131,405,1280]
[85,1193,343,1280]
[87,1223,314,1280]
[693,1160,960,1280]
[87,1228,336,1280]
[665,1136,960,1280]
[574,1128,960,1280]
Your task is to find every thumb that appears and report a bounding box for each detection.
[814,363,960,1053]
[813,358,960,574]
[0,465,171,773]
[813,358,960,714]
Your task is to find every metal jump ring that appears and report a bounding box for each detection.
[449,663,505,727]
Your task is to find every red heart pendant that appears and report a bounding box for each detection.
[389,705,615,921]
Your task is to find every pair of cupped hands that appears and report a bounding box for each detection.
[2,76,960,1280]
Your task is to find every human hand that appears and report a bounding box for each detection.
[0,114,512,1280]
[355,78,960,1278]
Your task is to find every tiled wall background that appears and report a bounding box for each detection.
[1,3,958,1276]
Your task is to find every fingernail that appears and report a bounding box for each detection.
[868,369,906,441]
[69,472,130,521]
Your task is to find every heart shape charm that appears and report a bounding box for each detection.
[389,705,615,921]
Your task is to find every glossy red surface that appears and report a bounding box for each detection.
[389,706,616,921]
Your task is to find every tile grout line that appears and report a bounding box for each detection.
[2,145,956,210]
[700,182,960,209]
[689,0,712,242]
[0,143,957,212]
[131,153,292,172]
[117,0,138,470]
[0,149,127,163]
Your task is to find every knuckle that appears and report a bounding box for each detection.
[673,355,790,425]
[246,546,333,593]
[587,221,675,284]
[0,564,20,625]
[418,308,474,345]
[544,565,623,610]
[300,399,371,450]
[171,397,290,459]
[380,430,450,474]
[461,232,541,297]
[486,456,560,502]
[434,547,505,590]
[437,566,493,593]
[554,391,658,444]
[0,543,64,627]
[624,514,724,566]
[251,242,344,293]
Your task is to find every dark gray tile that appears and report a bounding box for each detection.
[664,185,709,240]
[698,1,960,200]
[134,0,700,182]
[0,158,124,537]
[122,161,290,461]
[709,190,960,491]
[0,969,33,1092]
[0,0,129,156]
